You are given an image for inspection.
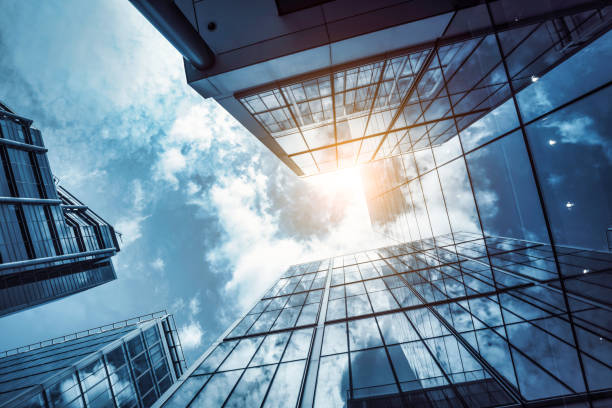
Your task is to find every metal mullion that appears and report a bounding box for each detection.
[388,81,429,154]
[184,342,239,407]
[389,33,512,155]
[309,283,531,326]
[399,300,471,407]
[73,367,89,408]
[354,60,387,164]
[101,354,118,408]
[277,87,319,172]
[522,79,612,129]
[493,295,612,364]
[511,11,601,84]
[397,262,522,404]
[448,263,498,292]
[451,293,585,395]
[487,3,598,401]
[298,257,334,408]
[384,55,408,109]
[451,251,612,313]
[220,324,277,408]
[344,293,353,402]
[257,299,291,335]
[398,161,423,243]
[409,124,439,243]
[410,269,473,399]
[364,281,410,406]
[434,35,528,401]
[330,73,338,169]
[370,47,437,161]
[389,58,451,154]
[395,156,417,244]
[258,317,304,408]
[287,108,490,158]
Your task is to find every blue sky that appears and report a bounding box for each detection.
[0,1,390,363]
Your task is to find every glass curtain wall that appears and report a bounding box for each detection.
[156,233,612,407]
[238,4,611,179]
[0,313,186,408]
[363,6,612,252]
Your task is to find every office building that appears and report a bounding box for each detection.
[130,0,609,174]
[151,233,612,407]
[129,1,612,406]
[0,102,120,317]
[0,311,186,408]
[131,0,611,253]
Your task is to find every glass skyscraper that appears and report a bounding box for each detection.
[149,233,612,407]
[0,102,120,317]
[130,1,612,407]
[0,311,186,408]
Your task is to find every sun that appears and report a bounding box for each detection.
[304,166,365,198]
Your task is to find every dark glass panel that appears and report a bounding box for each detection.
[525,85,612,251]
[467,130,549,242]
[516,24,612,123]
[350,347,397,398]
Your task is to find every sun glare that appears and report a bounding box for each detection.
[304,167,365,198]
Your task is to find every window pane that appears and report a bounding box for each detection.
[516,29,612,123]
[225,365,276,407]
[350,347,397,398]
[219,337,263,371]
[376,313,419,344]
[467,130,549,242]
[314,354,349,408]
[191,370,242,406]
[250,333,290,366]
[388,341,446,391]
[348,318,383,351]
[283,328,313,362]
[162,375,209,407]
[322,323,348,356]
[346,294,372,317]
[263,360,305,407]
[194,341,237,374]
[525,85,612,251]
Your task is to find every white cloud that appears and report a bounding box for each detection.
[204,165,392,311]
[151,257,165,271]
[153,102,250,187]
[171,297,185,313]
[178,321,204,350]
[114,215,149,247]
[189,294,201,316]
[156,148,187,187]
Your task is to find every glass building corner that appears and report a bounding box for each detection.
[0,103,121,317]
[0,312,186,408]
[152,233,612,407]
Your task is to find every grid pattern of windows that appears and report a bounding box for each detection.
[0,260,116,316]
[239,5,611,177]
[364,10,612,254]
[159,232,612,407]
[7,149,41,198]
[0,107,120,316]
[0,314,185,408]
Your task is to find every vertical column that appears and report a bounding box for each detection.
[299,257,333,408]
